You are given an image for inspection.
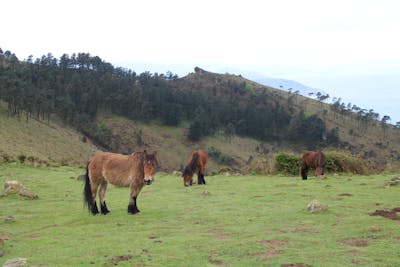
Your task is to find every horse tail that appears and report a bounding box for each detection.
[83,161,94,213]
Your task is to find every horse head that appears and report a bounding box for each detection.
[181,167,193,186]
[143,150,158,185]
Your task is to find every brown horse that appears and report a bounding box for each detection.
[300,151,326,180]
[182,149,208,186]
[83,150,158,215]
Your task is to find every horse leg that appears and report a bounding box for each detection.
[90,181,100,215]
[301,165,308,180]
[197,171,206,185]
[98,179,110,215]
[198,164,206,185]
[128,183,142,215]
[197,171,203,185]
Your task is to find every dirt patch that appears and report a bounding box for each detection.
[338,193,353,197]
[281,264,313,267]
[0,233,12,240]
[257,239,288,259]
[370,207,400,221]
[369,226,381,233]
[291,225,320,234]
[346,249,361,255]
[209,229,231,240]
[338,238,368,247]
[208,254,225,266]
[110,255,133,265]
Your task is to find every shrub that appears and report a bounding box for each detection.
[325,151,369,174]
[206,146,234,165]
[18,154,26,163]
[275,152,301,175]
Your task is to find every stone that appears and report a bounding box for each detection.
[3,258,27,267]
[307,199,328,213]
[1,181,38,199]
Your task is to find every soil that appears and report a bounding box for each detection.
[110,255,133,265]
[370,207,400,221]
[257,239,288,259]
[338,193,353,197]
[338,238,368,247]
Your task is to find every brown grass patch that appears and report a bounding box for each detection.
[257,239,288,259]
[338,238,368,247]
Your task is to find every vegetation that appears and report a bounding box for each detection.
[1,48,400,172]
[275,152,371,175]
[0,50,335,149]
[1,164,400,266]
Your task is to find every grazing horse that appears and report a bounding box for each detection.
[300,151,326,180]
[83,150,158,215]
[182,149,208,186]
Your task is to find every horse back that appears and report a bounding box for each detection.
[89,152,142,187]
[197,149,208,166]
[302,151,325,168]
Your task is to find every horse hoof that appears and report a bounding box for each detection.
[128,211,141,215]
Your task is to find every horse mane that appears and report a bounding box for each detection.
[183,151,199,176]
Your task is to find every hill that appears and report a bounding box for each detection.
[0,50,399,173]
[0,101,99,166]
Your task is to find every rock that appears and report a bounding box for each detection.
[307,199,328,213]
[201,190,210,196]
[19,188,38,199]
[1,181,38,199]
[3,180,26,194]
[3,258,27,267]
[4,216,16,223]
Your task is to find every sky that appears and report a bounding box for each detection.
[1,0,399,123]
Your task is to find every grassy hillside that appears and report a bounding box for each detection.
[0,101,99,167]
[1,164,400,266]
[174,69,400,172]
[1,64,399,173]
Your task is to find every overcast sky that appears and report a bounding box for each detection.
[2,0,399,123]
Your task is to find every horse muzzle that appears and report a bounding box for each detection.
[144,178,154,185]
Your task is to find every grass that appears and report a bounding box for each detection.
[1,164,400,266]
[0,101,99,166]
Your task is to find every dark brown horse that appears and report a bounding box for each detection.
[83,150,158,215]
[300,151,325,180]
[182,149,208,186]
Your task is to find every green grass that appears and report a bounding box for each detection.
[1,164,400,266]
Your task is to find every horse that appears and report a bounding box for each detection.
[182,149,208,186]
[83,150,158,215]
[300,151,326,180]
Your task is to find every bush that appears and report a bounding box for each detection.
[18,154,26,163]
[325,151,369,174]
[206,146,234,165]
[275,152,301,175]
